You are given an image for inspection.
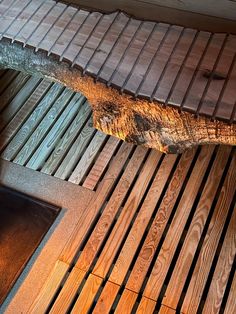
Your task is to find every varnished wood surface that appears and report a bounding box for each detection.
[0,70,236,313]
[0,0,236,123]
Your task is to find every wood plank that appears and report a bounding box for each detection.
[109,153,178,285]
[1,83,63,161]
[93,281,120,314]
[59,142,134,264]
[41,96,90,175]
[0,71,30,112]
[1,1,236,122]
[29,260,69,314]
[168,31,210,107]
[38,6,78,53]
[183,33,226,113]
[75,12,118,70]
[0,70,18,95]
[224,269,236,314]
[13,88,75,166]
[140,146,215,299]
[49,267,86,314]
[203,203,236,314]
[54,115,95,180]
[82,136,120,190]
[26,93,82,170]
[114,289,138,314]
[159,305,176,314]
[0,79,51,152]
[163,145,232,309]
[136,297,156,314]
[125,147,198,293]
[76,146,149,272]
[110,21,155,89]
[154,28,197,103]
[27,2,67,49]
[68,131,107,185]
[4,0,43,40]
[181,151,236,313]
[0,76,41,132]
[140,26,183,99]
[92,149,161,279]
[71,274,103,314]
[17,1,55,45]
[199,35,236,118]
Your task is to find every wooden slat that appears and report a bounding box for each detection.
[203,203,236,314]
[136,297,156,314]
[1,83,63,161]
[114,289,138,314]
[92,149,160,279]
[125,147,199,293]
[26,93,82,170]
[144,147,230,300]
[0,71,30,112]
[41,96,90,175]
[0,1,236,122]
[76,146,150,272]
[109,153,178,285]
[181,151,236,313]
[82,136,120,190]
[71,274,103,314]
[93,281,120,314]
[50,267,86,314]
[0,79,51,152]
[60,142,134,264]
[13,88,75,166]
[68,131,107,185]
[0,69,18,95]
[29,260,69,314]
[224,269,236,314]
[162,145,232,309]
[0,76,41,132]
[159,305,176,314]
[54,116,95,180]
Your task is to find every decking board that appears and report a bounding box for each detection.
[0,70,235,313]
[0,0,236,122]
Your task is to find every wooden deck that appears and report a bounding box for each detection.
[0,70,236,313]
[0,0,236,123]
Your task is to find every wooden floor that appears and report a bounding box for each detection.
[1,0,236,123]
[0,70,236,313]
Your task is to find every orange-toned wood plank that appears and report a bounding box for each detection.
[109,153,178,285]
[159,305,176,314]
[76,146,150,272]
[125,147,203,293]
[114,289,138,314]
[60,142,133,264]
[163,145,232,309]
[29,260,69,314]
[93,281,120,314]
[203,203,236,314]
[49,268,86,314]
[224,269,236,314]
[181,151,236,313]
[71,274,103,314]
[136,297,156,314]
[144,147,230,300]
[93,149,161,279]
[83,136,120,190]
